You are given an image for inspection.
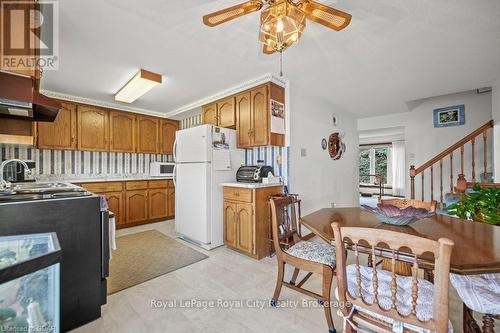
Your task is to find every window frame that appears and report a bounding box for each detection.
[359,144,392,187]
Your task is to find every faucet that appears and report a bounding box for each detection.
[0,159,32,190]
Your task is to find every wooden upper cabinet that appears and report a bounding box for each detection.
[217,97,236,128]
[37,102,77,150]
[77,106,109,151]
[109,111,135,152]
[137,116,159,153]
[0,1,39,78]
[202,103,217,126]
[236,92,252,148]
[159,120,178,155]
[251,85,269,147]
[236,83,284,148]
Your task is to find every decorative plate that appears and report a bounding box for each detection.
[361,204,434,226]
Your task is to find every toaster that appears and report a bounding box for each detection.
[236,165,274,183]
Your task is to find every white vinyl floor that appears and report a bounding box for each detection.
[70,220,471,333]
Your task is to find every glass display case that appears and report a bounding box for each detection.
[0,233,61,333]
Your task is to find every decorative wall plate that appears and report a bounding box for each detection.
[328,132,345,160]
[321,138,327,150]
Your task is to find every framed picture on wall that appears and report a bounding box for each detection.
[433,104,465,128]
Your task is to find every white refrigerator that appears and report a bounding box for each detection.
[174,124,244,249]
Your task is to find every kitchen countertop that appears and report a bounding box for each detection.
[35,175,173,184]
[221,182,283,189]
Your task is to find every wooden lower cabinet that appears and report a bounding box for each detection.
[78,179,175,229]
[167,187,175,217]
[126,190,149,224]
[223,202,238,248]
[149,189,168,220]
[104,191,124,226]
[236,203,254,254]
[222,185,283,259]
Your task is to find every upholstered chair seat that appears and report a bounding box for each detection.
[285,241,336,267]
[450,273,500,315]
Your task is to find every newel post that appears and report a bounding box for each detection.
[456,174,467,199]
[410,165,416,199]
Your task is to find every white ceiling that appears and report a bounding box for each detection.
[41,0,500,118]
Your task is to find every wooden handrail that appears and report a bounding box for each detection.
[413,120,494,175]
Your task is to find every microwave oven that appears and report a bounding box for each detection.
[150,162,175,177]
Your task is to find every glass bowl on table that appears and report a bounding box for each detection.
[361,203,435,226]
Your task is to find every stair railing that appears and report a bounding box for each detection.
[409,120,494,206]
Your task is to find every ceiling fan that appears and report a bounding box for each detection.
[203,0,352,54]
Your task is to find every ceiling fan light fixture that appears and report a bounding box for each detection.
[259,0,306,53]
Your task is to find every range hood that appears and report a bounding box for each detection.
[0,71,61,122]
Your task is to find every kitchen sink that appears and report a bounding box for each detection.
[11,182,85,194]
[13,182,71,189]
[0,191,92,203]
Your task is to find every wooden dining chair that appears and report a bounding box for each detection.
[331,222,454,333]
[450,273,500,333]
[379,198,437,213]
[376,198,437,279]
[269,196,337,333]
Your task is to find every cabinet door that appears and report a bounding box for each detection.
[202,103,217,126]
[148,189,168,220]
[110,111,136,152]
[217,97,236,128]
[251,85,269,146]
[0,1,38,78]
[137,116,159,153]
[159,120,178,155]
[224,201,238,248]
[77,106,109,151]
[167,187,175,217]
[37,103,77,150]
[235,92,252,148]
[126,190,148,223]
[236,203,254,254]
[105,191,124,226]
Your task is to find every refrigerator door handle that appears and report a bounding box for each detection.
[173,164,177,187]
[173,139,177,162]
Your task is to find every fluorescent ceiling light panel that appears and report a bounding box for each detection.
[115,69,162,103]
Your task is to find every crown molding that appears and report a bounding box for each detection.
[40,73,288,119]
[39,90,167,118]
[164,73,288,118]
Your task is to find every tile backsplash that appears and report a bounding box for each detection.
[0,144,173,177]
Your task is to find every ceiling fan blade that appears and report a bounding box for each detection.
[262,44,276,55]
[203,1,263,27]
[300,0,352,31]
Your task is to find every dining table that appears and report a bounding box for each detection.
[301,207,500,333]
[300,207,500,275]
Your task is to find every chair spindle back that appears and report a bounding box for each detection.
[332,223,453,333]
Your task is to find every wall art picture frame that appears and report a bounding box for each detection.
[270,99,285,134]
[433,104,465,128]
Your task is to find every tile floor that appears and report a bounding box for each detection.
[71,220,469,333]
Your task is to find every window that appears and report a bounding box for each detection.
[359,145,392,186]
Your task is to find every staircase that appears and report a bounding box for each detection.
[409,120,495,208]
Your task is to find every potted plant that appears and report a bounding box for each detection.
[447,184,500,225]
